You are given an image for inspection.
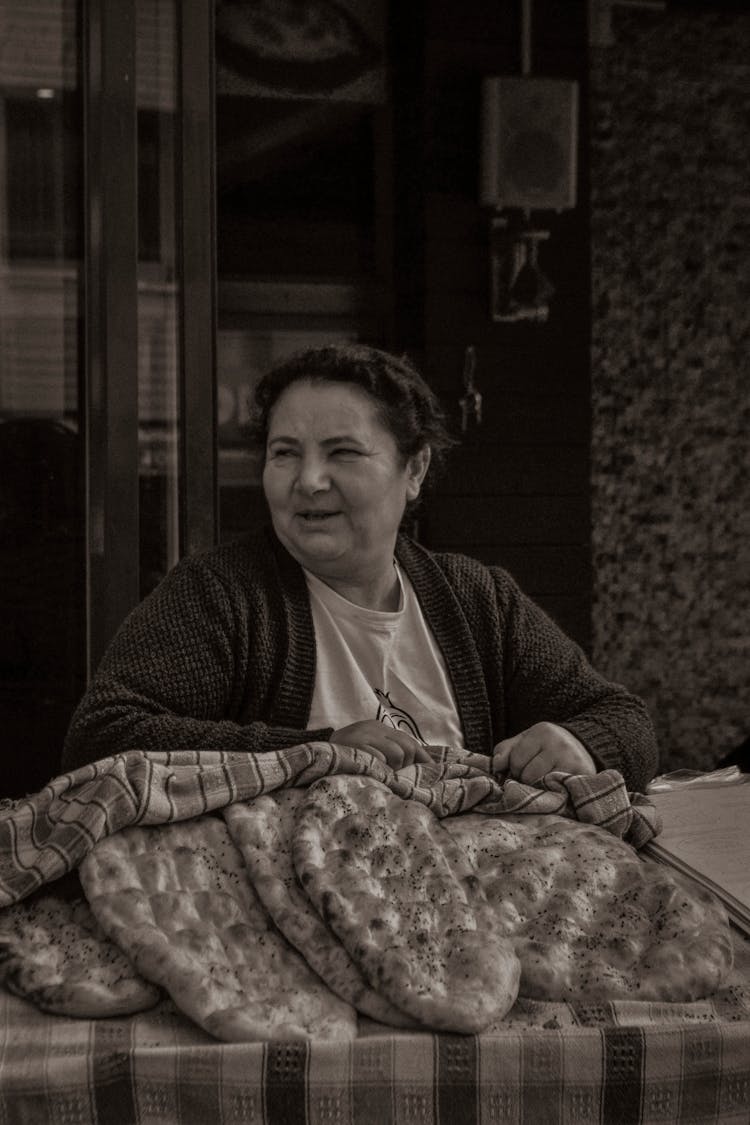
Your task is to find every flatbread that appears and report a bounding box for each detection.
[292,775,521,1032]
[0,894,160,1017]
[443,812,734,1002]
[224,792,416,1027]
[79,815,357,1042]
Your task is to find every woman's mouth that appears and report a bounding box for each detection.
[297,511,340,523]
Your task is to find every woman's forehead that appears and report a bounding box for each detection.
[267,380,386,440]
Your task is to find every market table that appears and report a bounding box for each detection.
[0,930,748,1125]
[0,748,748,1124]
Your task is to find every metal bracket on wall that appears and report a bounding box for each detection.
[458,345,482,434]
[489,216,554,324]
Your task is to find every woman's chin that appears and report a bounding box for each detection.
[286,533,348,568]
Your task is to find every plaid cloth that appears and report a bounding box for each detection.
[0,744,660,907]
[0,929,748,1125]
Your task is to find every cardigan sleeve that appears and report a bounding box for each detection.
[491,568,659,793]
[60,553,332,773]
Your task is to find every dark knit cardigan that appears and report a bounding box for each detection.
[61,530,658,792]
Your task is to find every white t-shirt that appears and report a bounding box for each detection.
[304,562,465,748]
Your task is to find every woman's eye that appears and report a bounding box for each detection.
[331,448,361,458]
[270,448,295,459]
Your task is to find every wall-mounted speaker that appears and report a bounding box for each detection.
[479,76,579,212]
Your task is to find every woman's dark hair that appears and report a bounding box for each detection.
[248,343,456,492]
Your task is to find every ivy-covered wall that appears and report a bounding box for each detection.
[589,7,750,772]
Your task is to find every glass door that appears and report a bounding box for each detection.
[0,0,86,796]
[137,0,217,597]
[0,0,216,797]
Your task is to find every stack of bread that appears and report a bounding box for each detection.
[0,775,733,1040]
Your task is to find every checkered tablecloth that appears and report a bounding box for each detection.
[0,936,748,1125]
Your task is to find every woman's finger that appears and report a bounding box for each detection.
[518,747,555,785]
[329,720,431,769]
[493,730,537,776]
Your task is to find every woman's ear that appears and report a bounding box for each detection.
[405,446,432,500]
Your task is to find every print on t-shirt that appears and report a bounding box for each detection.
[374,688,425,743]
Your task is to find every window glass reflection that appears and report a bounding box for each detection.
[214,0,387,543]
[0,0,85,796]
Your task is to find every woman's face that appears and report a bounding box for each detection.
[263,380,429,583]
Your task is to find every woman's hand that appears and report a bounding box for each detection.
[330,720,434,769]
[492,722,597,784]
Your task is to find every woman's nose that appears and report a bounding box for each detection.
[295,454,331,494]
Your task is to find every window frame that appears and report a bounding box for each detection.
[83,0,216,675]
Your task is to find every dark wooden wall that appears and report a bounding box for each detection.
[389,0,592,650]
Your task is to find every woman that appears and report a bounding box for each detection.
[62,344,658,791]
